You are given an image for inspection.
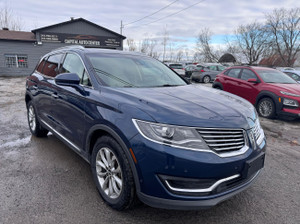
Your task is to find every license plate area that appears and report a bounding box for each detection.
[242,152,265,178]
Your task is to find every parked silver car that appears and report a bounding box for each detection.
[165,63,185,77]
[283,70,300,83]
[191,64,226,83]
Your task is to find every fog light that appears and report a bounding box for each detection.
[283,98,299,107]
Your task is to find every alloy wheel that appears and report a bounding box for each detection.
[96,147,123,199]
[28,105,36,132]
[259,100,273,117]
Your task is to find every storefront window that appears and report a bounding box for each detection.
[5,55,28,68]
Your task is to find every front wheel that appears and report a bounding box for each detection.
[203,75,211,83]
[257,98,275,119]
[91,136,136,210]
[27,101,48,137]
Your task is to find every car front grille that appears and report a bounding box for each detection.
[197,128,246,153]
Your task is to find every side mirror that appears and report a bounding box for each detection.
[55,73,86,95]
[247,78,259,83]
[55,73,80,86]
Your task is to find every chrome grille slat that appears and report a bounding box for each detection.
[209,142,245,147]
[197,128,245,154]
[201,134,244,138]
[214,145,245,151]
[198,131,242,134]
[205,138,244,143]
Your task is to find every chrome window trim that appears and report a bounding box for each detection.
[165,174,240,193]
[132,119,250,158]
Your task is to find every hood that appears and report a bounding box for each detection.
[268,83,300,94]
[108,85,257,129]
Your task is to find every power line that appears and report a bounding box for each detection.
[127,0,205,29]
[123,0,179,26]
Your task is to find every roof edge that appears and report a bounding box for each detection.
[31,18,126,39]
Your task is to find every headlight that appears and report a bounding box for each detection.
[280,91,300,97]
[132,119,209,151]
[283,98,299,107]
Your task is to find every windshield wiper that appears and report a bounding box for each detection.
[161,84,181,87]
[93,68,136,87]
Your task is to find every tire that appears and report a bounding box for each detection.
[91,136,136,210]
[202,75,211,83]
[27,101,48,137]
[257,98,276,119]
[214,86,222,90]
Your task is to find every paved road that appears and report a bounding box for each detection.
[0,77,299,224]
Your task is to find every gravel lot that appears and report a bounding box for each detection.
[0,77,299,224]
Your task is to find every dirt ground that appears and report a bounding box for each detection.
[0,77,299,224]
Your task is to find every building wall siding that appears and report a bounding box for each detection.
[0,41,68,76]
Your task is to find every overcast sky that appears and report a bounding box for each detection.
[1,0,298,51]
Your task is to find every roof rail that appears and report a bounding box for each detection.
[51,45,85,52]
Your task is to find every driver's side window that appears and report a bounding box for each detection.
[61,53,92,87]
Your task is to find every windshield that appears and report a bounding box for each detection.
[256,69,297,84]
[87,54,187,88]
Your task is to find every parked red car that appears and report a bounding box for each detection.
[213,66,300,119]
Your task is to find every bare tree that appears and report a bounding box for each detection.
[0,4,23,30]
[127,39,137,51]
[265,8,300,66]
[168,42,174,61]
[176,49,184,62]
[234,22,269,65]
[161,26,169,62]
[196,28,219,62]
[184,48,189,61]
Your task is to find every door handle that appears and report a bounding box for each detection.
[51,93,58,99]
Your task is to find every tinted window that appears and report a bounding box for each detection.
[256,69,297,84]
[208,66,217,71]
[227,69,241,78]
[61,53,85,80]
[88,54,186,88]
[43,54,63,77]
[241,69,257,81]
[218,66,225,71]
[285,72,300,82]
[169,64,183,69]
[36,58,46,73]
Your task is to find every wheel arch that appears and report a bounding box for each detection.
[255,91,282,114]
[212,81,223,90]
[86,124,141,192]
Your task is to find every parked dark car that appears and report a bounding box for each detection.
[213,66,300,119]
[191,64,226,83]
[25,46,266,210]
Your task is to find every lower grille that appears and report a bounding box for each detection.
[197,128,246,153]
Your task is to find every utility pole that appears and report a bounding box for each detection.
[120,20,123,35]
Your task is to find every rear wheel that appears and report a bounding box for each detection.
[27,101,48,137]
[203,75,211,83]
[91,136,136,210]
[257,98,275,119]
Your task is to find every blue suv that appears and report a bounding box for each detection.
[25,46,266,210]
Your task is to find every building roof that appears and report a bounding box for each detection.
[32,18,126,40]
[0,30,36,42]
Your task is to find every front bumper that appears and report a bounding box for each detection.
[138,170,261,210]
[130,133,266,209]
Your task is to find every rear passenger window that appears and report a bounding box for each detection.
[43,54,63,77]
[227,69,241,78]
[36,58,46,73]
[241,69,257,81]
